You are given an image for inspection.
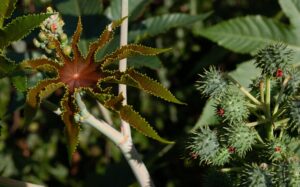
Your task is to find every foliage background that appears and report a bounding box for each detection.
[0,0,280,186]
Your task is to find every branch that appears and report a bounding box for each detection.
[74,93,154,187]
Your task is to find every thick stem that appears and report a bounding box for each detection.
[118,1,154,185]
[75,93,154,187]
[119,0,131,139]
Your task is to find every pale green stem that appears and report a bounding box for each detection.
[246,120,266,127]
[220,167,242,173]
[190,0,197,15]
[226,75,262,105]
[260,81,265,103]
[265,77,273,140]
[256,132,265,145]
[119,1,154,186]
[273,118,289,129]
[273,76,290,115]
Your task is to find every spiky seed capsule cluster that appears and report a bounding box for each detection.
[285,69,300,96]
[255,43,293,77]
[33,7,71,55]
[226,124,256,157]
[288,161,300,186]
[212,147,231,166]
[187,127,220,164]
[288,100,300,133]
[242,164,274,187]
[267,135,289,161]
[219,89,249,124]
[196,66,229,99]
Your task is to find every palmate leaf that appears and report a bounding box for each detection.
[0,13,52,50]
[279,0,300,30]
[200,16,299,55]
[104,94,174,144]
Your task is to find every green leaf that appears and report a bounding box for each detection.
[193,99,218,129]
[0,0,17,20]
[279,0,300,29]
[0,13,52,50]
[228,60,260,88]
[105,0,150,21]
[128,56,162,69]
[55,0,103,16]
[200,16,299,55]
[11,72,28,92]
[0,55,16,78]
[0,78,10,118]
[130,13,212,41]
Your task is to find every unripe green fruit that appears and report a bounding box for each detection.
[60,33,68,42]
[33,38,40,48]
[63,46,71,56]
[38,32,47,41]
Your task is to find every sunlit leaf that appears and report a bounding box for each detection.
[104,94,174,144]
[24,79,59,125]
[101,44,170,67]
[60,90,80,161]
[123,69,184,104]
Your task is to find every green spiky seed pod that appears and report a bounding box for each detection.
[288,160,300,187]
[254,43,293,77]
[219,89,249,124]
[196,66,229,99]
[287,100,300,133]
[267,135,289,162]
[211,147,231,166]
[187,126,220,164]
[241,163,274,187]
[273,162,289,186]
[285,68,300,96]
[226,124,257,157]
